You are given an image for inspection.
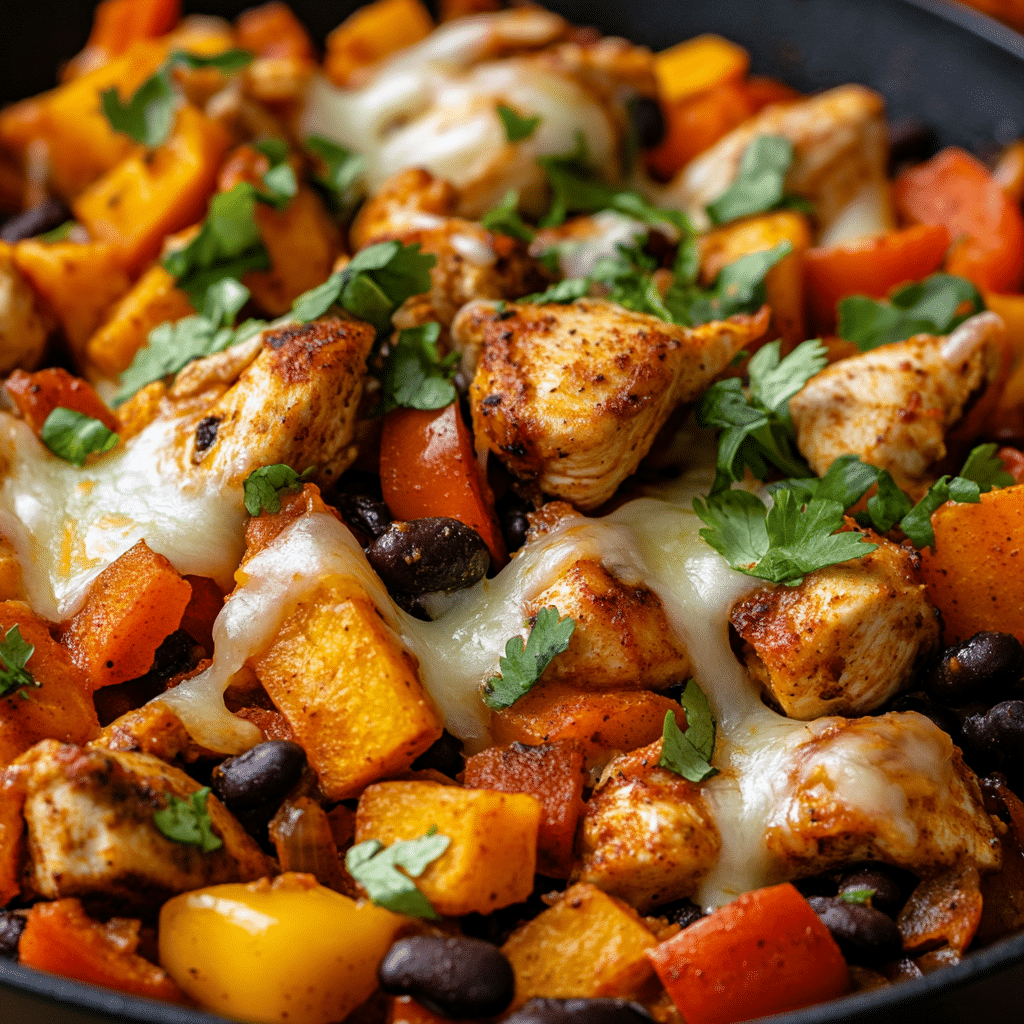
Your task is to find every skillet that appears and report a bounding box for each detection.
[0,0,1023,1021]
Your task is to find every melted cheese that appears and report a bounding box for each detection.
[0,413,246,622]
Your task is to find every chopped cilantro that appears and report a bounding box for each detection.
[345,827,450,919]
[243,464,314,516]
[252,138,298,210]
[37,221,76,243]
[589,244,673,320]
[522,278,591,305]
[304,135,365,218]
[705,135,797,226]
[840,887,876,906]
[153,787,222,852]
[482,606,576,710]
[659,680,718,783]
[40,408,119,467]
[837,274,985,352]
[378,322,459,414]
[497,103,541,142]
[481,190,535,243]
[0,625,38,701]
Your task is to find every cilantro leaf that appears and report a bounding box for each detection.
[659,679,718,783]
[378,322,458,413]
[537,134,619,228]
[252,139,297,210]
[154,787,223,852]
[522,278,591,305]
[40,408,119,467]
[838,274,984,352]
[345,828,450,919]
[748,336,827,420]
[482,606,576,710]
[481,190,535,243]
[0,625,38,700]
[840,887,876,906]
[960,442,1015,490]
[243,464,314,516]
[38,221,76,243]
[863,469,913,533]
[304,135,365,218]
[589,244,673,320]
[497,103,541,142]
[101,72,177,148]
[706,136,796,226]
[694,489,878,587]
[168,49,253,74]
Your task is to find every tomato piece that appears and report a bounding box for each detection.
[380,403,506,567]
[894,147,1024,294]
[647,882,849,1024]
[803,223,950,334]
[5,367,120,436]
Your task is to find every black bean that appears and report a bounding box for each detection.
[888,692,962,741]
[928,632,1024,709]
[838,865,912,918]
[210,740,306,811]
[0,911,25,959]
[378,935,515,1018]
[626,95,666,149]
[806,895,903,965]
[501,506,530,554]
[335,493,393,541]
[650,897,705,930]
[0,196,72,243]
[411,730,465,779]
[505,999,656,1024]
[964,700,1024,771]
[367,518,489,594]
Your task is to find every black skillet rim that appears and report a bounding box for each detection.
[2,0,1024,1021]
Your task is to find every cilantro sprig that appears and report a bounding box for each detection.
[243,464,314,516]
[305,135,365,218]
[378,322,458,414]
[840,887,876,906]
[41,408,119,467]
[837,274,984,352]
[659,680,718,783]
[345,827,450,919]
[0,625,38,701]
[102,49,253,148]
[482,190,535,243]
[153,787,223,852]
[706,135,805,226]
[497,103,541,143]
[482,607,576,711]
[252,138,298,211]
[697,338,827,493]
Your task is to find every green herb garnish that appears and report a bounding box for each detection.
[659,680,718,783]
[345,827,450,919]
[41,408,119,467]
[153,787,223,852]
[243,464,314,516]
[0,625,38,701]
[497,103,541,143]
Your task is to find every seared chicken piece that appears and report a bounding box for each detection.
[730,534,941,720]
[527,557,693,689]
[574,739,721,912]
[352,169,544,327]
[661,85,891,238]
[91,701,211,763]
[458,298,768,509]
[789,312,1009,497]
[766,712,1000,879]
[0,739,268,911]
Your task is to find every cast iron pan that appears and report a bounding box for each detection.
[2,0,1024,1021]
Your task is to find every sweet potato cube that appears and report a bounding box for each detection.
[655,34,749,105]
[501,883,657,1005]
[355,780,541,916]
[253,577,442,800]
[5,368,120,436]
[236,2,316,60]
[74,106,231,276]
[388,995,450,1024]
[324,0,434,86]
[62,540,192,690]
[463,740,585,878]
[491,683,685,770]
[0,602,99,766]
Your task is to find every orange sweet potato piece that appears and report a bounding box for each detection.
[463,740,585,878]
[0,602,100,766]
[243,484,341,562]
[918,485,1024,644]
[491,683,684,770]
[62,540,192,690]
[438,0,501,19]
[389,996,451,1024]
[324,0,434,87]
[897,867,983,956]
[5,368,120,435]
[236,2,316,60]
[63,0,181,81]
[73,105,232,275]
[179,575,225,652]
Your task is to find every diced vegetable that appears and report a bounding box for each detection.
[178,574,224,652]
[897,866,982,955]
[63,0,181,80]
[654,35,750,106]
[5,367,119,436]
[236,2,316,61]
[647,882,849,1024]
[62,539,192,690]
[324,0,434,87]
[355,780,541,916]
[159,873,405,1024]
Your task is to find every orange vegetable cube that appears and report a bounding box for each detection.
[64,0,181,81]
[355,780,541,916]
[389,995,450,1024]
[325,0,434,87]
[236,3,316,61]
[655,35,749,105]
[62,540,192,690]
[5,368,120,436]
[463,740,585,878]
[178,575,224,653]
[438,0,501,19]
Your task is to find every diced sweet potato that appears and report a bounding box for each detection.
[898,867,983,955]
[63,0,181,81]
[501,882,658,1005]
[389,995,451,1024]
[236,2,316,60]
[74,106,232,276]
[324,0,434,87]
[463,740,585,878]
[919,485,1024,644]
[253,576,442,799]
[62,540,192,690]
[5,367,120,435]
[654,34,749,106]
[491,683,685,770]
[0,602,99,766]
[355,780,541,916]
[178,575,224,653]
[438,0,501,19]
[242,483,341,562]
[0,760,28,905]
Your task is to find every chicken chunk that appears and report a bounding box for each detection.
[0,243,47,375]
[527,557,693,689]
[573,739,721,913]
[661,84,890,237]
[789,312,1009,497]
[352,169,544,326]
[730,534,941,720]
[0,739,268,911]
[765,712,1001,880]
[458,298,768,509]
